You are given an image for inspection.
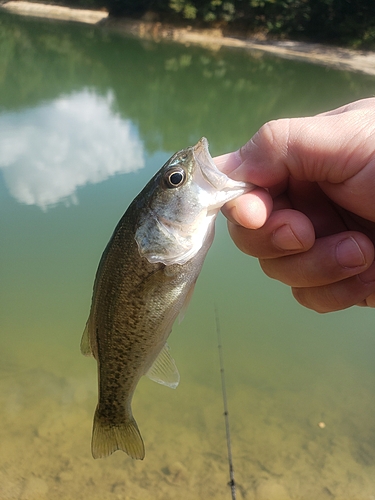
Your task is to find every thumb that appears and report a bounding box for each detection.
[217,110,375,220]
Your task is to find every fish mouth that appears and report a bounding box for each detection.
[193,137,254,206]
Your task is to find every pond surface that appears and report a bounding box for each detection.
[1,9,375,500]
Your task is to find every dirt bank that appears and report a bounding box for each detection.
[2,0,375,75]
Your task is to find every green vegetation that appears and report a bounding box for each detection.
[7,0,375,48]
[78,0,375,49]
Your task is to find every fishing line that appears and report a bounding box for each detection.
[215,305,237,500]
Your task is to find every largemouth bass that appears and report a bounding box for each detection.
[81,137,253,460]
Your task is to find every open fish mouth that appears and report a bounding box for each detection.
[194,137,252,191]
[193,137,254,208]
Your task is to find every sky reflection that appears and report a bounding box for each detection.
[0,89,145,209]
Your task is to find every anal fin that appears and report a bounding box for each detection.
[145,343,180,389]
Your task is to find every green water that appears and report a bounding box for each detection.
[1,9,375,500]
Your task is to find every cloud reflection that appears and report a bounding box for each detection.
[0,90,145,209]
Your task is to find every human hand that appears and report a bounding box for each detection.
[216,98,375,312]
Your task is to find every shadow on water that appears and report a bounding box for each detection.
[1,8,375,500]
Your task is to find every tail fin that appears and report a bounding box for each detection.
[91,407,145,460]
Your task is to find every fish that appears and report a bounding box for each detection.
[81,137,253,460]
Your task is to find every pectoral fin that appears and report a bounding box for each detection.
[145,343,180,389]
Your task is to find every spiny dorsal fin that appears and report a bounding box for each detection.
[145,343,180,389]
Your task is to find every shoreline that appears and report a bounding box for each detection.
[2,1,375,76]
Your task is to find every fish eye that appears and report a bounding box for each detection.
[165,168,186,188]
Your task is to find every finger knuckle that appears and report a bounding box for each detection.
[253,119,290,158]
